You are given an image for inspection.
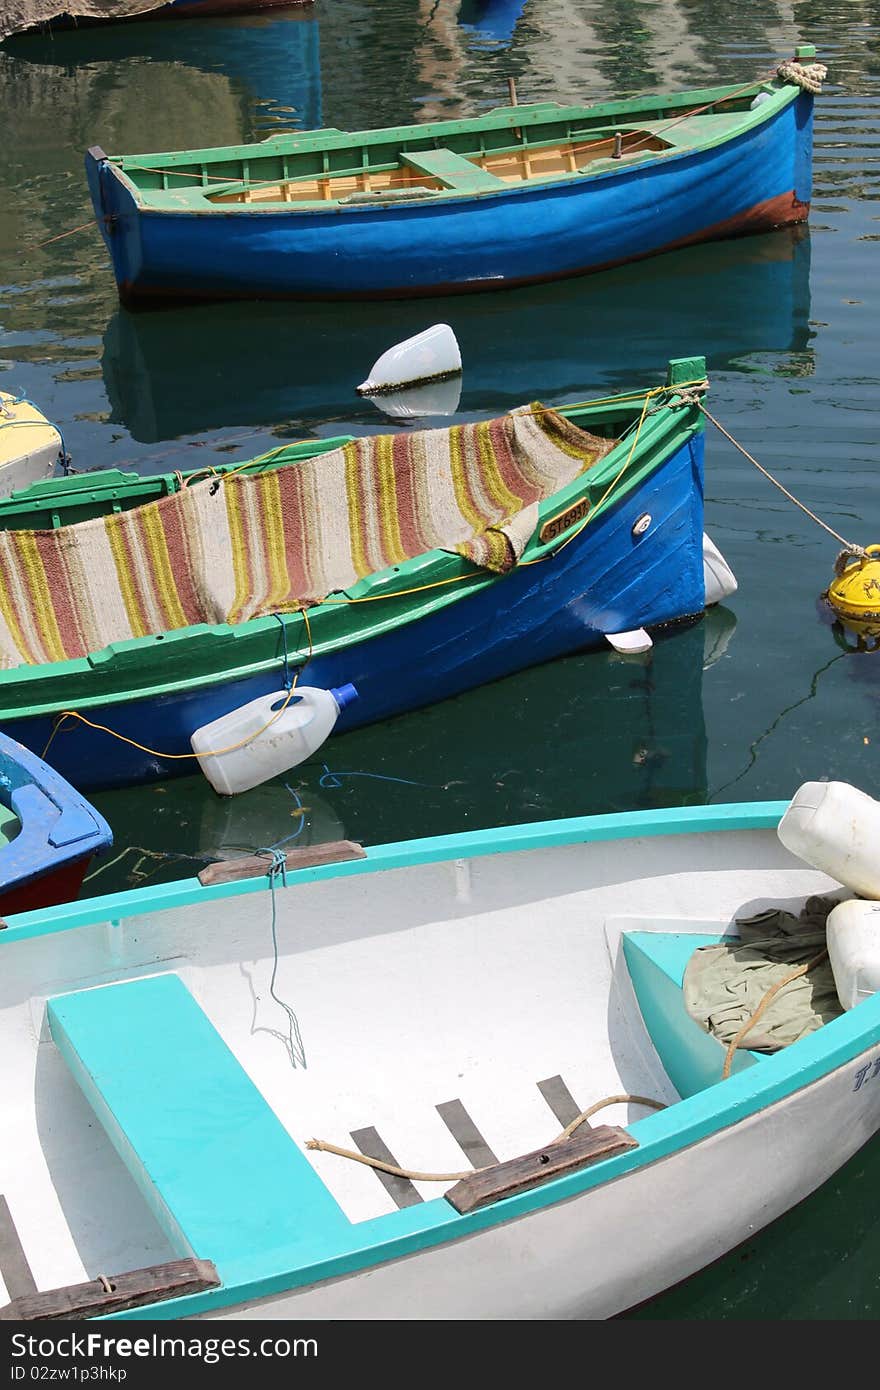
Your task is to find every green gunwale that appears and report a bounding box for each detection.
[105,79,794,213]
[0,376,704,720]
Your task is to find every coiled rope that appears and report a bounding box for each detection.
[775,60,828,95]
[307,1093,666,1183]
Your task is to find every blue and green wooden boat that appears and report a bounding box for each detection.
[0,360,711,790]
[84,49,822,306]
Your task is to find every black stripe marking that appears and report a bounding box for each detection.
[349,1127,423,1208]
[537,1075,589,1129]
[436,1099,499,1169]
[0,1195,36,1300]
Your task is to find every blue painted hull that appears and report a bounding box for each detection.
[3,434,704,789]
[87,93,814,304]
[0,732,112,908]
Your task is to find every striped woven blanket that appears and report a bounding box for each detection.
[0,405,614,669]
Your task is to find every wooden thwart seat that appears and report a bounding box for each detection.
[401,148,506,192]
[0,1258,219,1322]
[48,973,348,1283]
[445,1124,638,1214]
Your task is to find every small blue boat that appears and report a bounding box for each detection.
[0,732,112,914]
[84,51,823,305]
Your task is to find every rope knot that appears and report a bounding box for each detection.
[668,380,709,409]
[776,59,828,94]
[834,544,869,577]
[259,845,289,888]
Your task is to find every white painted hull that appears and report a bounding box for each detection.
[3,811,880,1322]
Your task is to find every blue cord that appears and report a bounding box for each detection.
[257,844,306,1069]
[271,612,294,691]
[263,784,308,852]
[319,762,432,789]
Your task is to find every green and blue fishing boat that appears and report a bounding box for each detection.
[0,359,715,790]
[84,50,825,305]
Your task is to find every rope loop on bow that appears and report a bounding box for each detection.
[776,59,828,94]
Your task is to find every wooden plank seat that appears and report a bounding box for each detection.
[400,148,506,192]
[47,974,349,1284]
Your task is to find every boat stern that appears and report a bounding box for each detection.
[84,147,144,302]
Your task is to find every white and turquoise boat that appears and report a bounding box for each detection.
[1,786,879,1321]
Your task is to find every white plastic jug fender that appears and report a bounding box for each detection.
[776,780,880,899]
[825,898,880,1009]
[191,683,358,796]
[604,628,653,654]
[702,533,738,606]
[357,324,462,394]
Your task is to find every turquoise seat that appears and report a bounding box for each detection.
[623,930,761,1098]
[48,973,349,1283]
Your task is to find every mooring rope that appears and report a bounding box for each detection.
[775,60,828,94]
[306,1093,666,1183]
[696,400,865,559]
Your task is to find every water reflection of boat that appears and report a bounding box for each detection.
[279,611,731,847]
[2,0,311,43]
[457,0,528,46]
[3,9,321,135]
[103,227,812,443]
[87,777,346,890]
[87,609,731,891]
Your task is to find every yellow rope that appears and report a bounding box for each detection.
[40,382,707,755]
[42,607,313,764]
[519,392,654,564]
[306,1094,666,1183]
[721,948,828,1080]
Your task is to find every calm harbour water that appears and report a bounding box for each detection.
[1,0,879,1319]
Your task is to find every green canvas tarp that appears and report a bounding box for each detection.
[683,895,845,1053]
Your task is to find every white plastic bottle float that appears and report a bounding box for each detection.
[824,899,880,1011]
[778,780,880,1013]
[702,533,738,606]
[191,683,358,796]
[777,780,880,900]
[356,323,462,396]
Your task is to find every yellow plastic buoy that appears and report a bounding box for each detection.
[826,545,880,624]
